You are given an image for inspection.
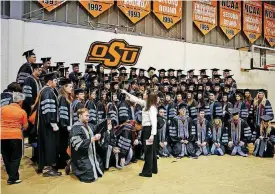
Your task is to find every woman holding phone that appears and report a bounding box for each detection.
[121,89,158,178]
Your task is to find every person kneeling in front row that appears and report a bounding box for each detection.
[69,108,103,183]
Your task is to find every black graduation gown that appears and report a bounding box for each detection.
[70,122,103,182]
[35,86,59,169]
[16,62,33,86]
[156,115,170,156]
[69,72,78,85]
[72,100,84,124]
[85,100,97,126]
[210,125,228,155]
[57,96,71,168]
[204,101,211,122]
[22,75,42,116]
[167,116,196,157]
[0,91,13,107]
[227,119,251,155]
[253,126,275,158]
[188,100,198,120]
[118,100,132,124]
[210,100,223,120]
[222,102,233,125]
[234,101,248,121]
[167,101,177,121]
[106,102,119,126]
[40,69,48,86]
[97,101,106,124]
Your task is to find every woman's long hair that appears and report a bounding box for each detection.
[260,120,271,136]
[253,93,267,107]
[212,118,222,129]
[59,84,73,103]
[145,90,157,111]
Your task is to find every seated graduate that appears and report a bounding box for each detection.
[168,103,197,159]
[227,108,251,157]
[156,106,170,157]
[253,115,275,158]
[69,108,103,183]
[210,115,228,156]
[193,107,212,156]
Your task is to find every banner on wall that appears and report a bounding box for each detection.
[117,0,151,24]
[219,0,241,40]
[38,0,66,12]
[79,0,114,18]
[85,39,142,69]
[264,3,275,47]
[243,1,262,43]
[192,1,217,35]
[153,0,182,29]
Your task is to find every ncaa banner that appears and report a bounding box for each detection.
[79,0,114,18]
[243,1,262,43]
[117,0,151,24]
[38,0,66,12]
[193,1,217,35]
[153,0,182,29]
[264,3,275,47]
[219,0,241,40]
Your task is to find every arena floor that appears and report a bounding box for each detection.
[1,147,275,194]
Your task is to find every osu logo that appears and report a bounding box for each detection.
[85,39,142,68]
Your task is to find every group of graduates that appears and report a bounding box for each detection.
[1,49,275,182]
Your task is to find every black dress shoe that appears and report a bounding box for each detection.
[139,173,152,177]
[152,171,158,174]
[65,164,70,175]
[7,180,22,185]
[36,169,43,174]
[43,170,62,177]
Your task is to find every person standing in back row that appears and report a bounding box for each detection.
[121,89,158,178]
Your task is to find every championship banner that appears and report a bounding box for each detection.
[153,0,182,29]
[38,0,66,12]
[219,0,241,40]
[85,39,142,69]
[192,1,217,35]
[264,3,275,47]
[79,0,114,18]
[117,0,151,24]
[243,1,262,43]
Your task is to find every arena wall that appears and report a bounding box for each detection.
[1,18,274,114]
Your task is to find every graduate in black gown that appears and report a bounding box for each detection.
[22,63,42,117]
[72,89,85,124]
[85,89,98,125]
[194,108,212,156]
[227,108,251,157]
[35,72,61,176]
[70,108,103,183]
[168,103,197,158]
[0,82,22,107]
[157,106,170,157]
[253,115,275,158]
[17,49,36,86]
[57,78,73,168]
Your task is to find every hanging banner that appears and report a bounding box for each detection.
[117,0,151,24]
[264,3,275,47]
[153,0,182,29]
[219,0,241,40]
[38,0,66,12]
[192,1,217,35]
[243,1,262,43]
[79,0,114,18]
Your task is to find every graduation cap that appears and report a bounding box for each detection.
[139,68,145,72]
[111,81,119,86]
[172,84,178,88]
[158,105,166,111]
[236,91,243,97]
[168,69,175,72]
[213,74,221,79]
[209,90,215,95]
[211,68,220,71]
[222,92,229,96]
[225,75,234,79]
[201,75,209,79]
[130,67,137,71]
[162,82,170,87]
[43,72,57,82]
[244,89,250,93]
[197,89,204,94]
[147,67,156,72]
[59,67,70,77]
[41,57,51,63]
[152,74,158,79]
[55,62,65,68]
[59,78,71,86]
[180,81,187,85]
[85,64,94,69]
[198,107,205,112]
[261,115,273,122]
[178,102,188,110]
[258,89,266,93]
[214,83,221,87]
[205,82,212,87]
[223,69,231,72]
[158,69,166,72]
[118,66,127,71]
[231,108,240,116]
[177,69,183,73]
[187,69,194,73]
[121,73,128,77]
[77,72,83,77]
[165,91,172,96]
[180,74,187,78]
[48,66,58,72]
[192,75,198,79]
[170,76,177,80]
[187,89,194,94]
[111,72,119,77]
[31,63,43,69]
[74,88,85,95]
[199,69,207,73]
[22,49,35,58]
[71,63,80,68]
